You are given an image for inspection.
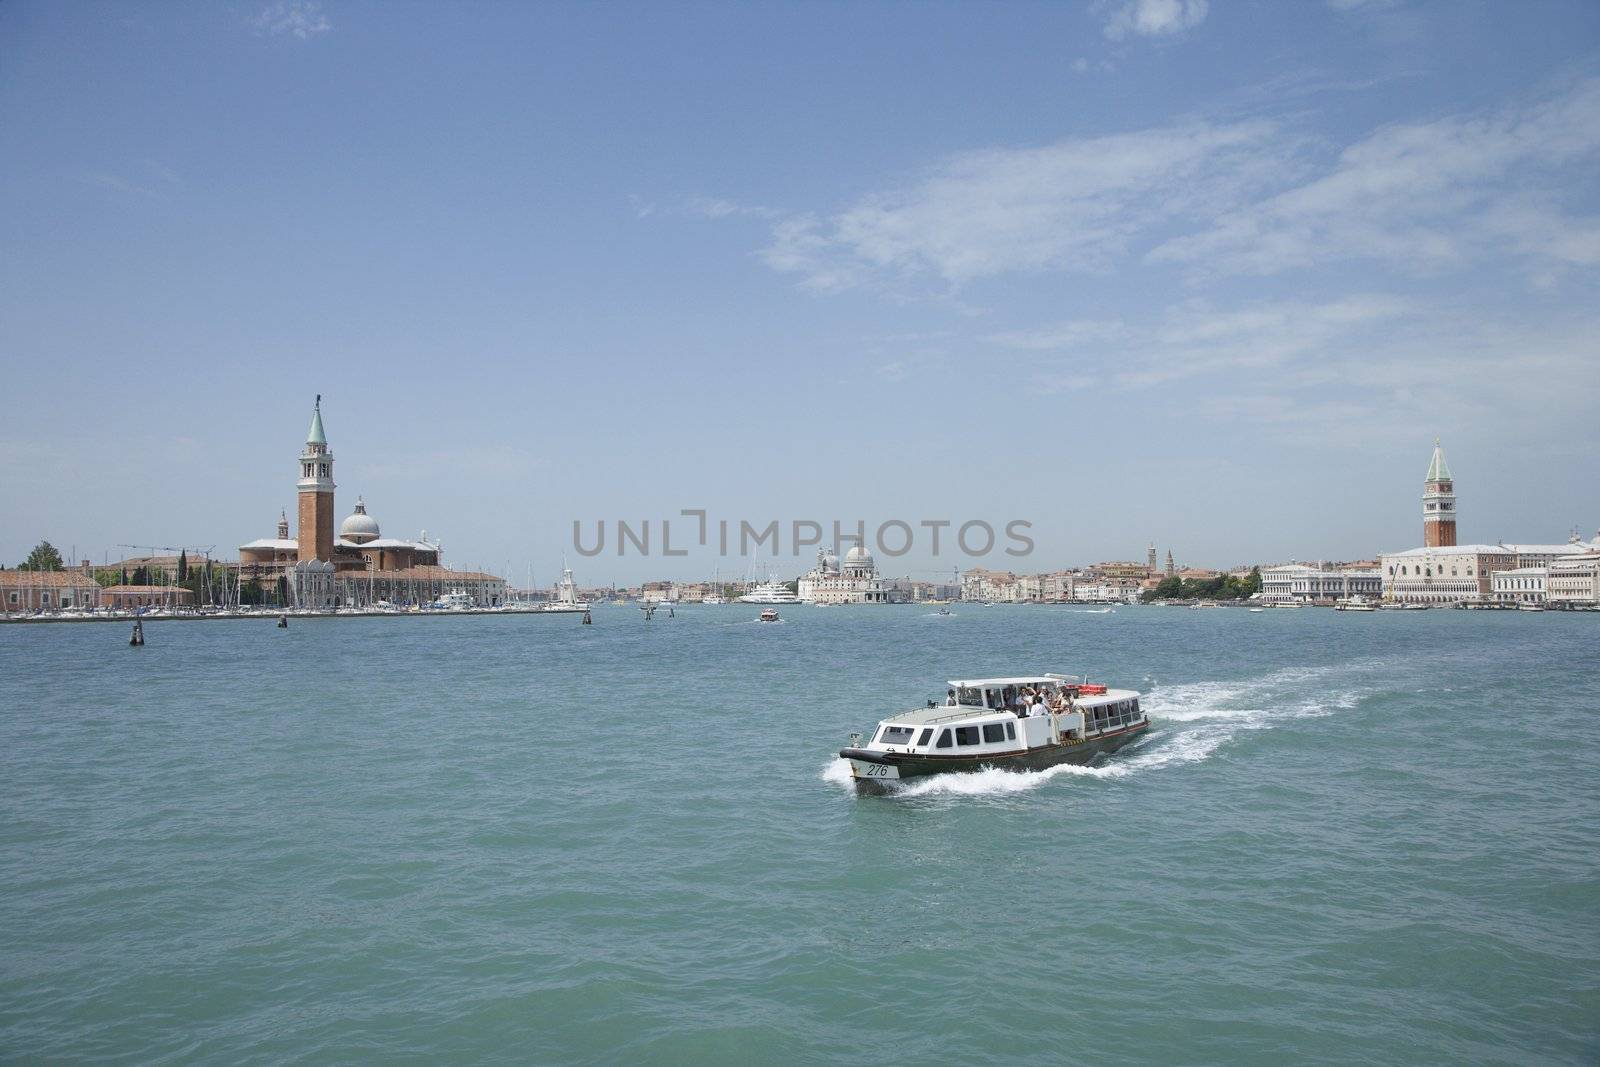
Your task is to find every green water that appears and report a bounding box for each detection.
[3,606,1597,1063]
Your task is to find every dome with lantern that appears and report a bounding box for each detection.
[842,543,875,575]
[339,496,381,544]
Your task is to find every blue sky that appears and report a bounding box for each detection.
[2,0,1597,583]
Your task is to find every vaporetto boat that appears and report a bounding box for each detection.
[839,674,1148,794]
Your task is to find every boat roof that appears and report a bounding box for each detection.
[947,675,1081,688]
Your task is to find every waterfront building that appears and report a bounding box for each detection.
[0,568,101,614]
[1073,579,1143,602]
[237,399,505,608]
[1491,567,1548,605]
[1090,560,1153,582]
[1261,564,1383,604]
[797,545,902,604]
[960,567,1019,602]
[1381,545,1515,603]
[1040,572,1076,602]
[1549,541,1600,607]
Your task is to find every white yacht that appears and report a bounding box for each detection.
[432,590,474,611]
[738,580,800,604]
[840,674,1148,795]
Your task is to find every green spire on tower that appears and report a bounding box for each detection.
[307,394,327,445]
[1425,437,1451,483]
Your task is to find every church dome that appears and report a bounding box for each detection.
[340,496,380,544]
[843,545,874,572]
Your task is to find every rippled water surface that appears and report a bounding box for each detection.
[3,606,1598,1063]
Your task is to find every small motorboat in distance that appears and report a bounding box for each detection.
[840,674,1148,795]
[759,607,780,623]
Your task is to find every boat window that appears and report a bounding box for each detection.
[957,687,984,707]
[982,723,1006,743]
[916,728,934,746]
[878,726,916,745]
[954,726,980,746]
[1005,721,1016,741]
[936,730,952,749]
[1131,699,1141,718]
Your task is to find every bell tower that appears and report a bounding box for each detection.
[296,396,336,561]
[1422,437,1456,548]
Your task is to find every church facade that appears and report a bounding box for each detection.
[797,544,904,604]
[239,398,506,609]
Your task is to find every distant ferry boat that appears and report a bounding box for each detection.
[839,674,1149,794]
[432,590,473,611]
[759,607,780,622]
[701,594,725,605]
[738,580,800,604]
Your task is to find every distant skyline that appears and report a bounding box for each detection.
[2,1,1597,583]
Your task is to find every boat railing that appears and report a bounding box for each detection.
[911,705,1029,726]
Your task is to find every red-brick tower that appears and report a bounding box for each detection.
[296,396,336,561]
[1422,438,1456,548]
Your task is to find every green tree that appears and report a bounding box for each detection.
[177,550,188,581]
[22,541,63,570]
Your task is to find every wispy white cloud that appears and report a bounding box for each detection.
[761,119,1287,289]
[984,320,1131,351]
[759,77,1600,292]
[1013,294,1598,445]
[683,196,777,220]
[1099,0,1209,40]
[1020,294,1412,393]
[1151,77,1600,277]
[77,160,181,199]
[253,1,331,40]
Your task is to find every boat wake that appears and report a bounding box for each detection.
[823,662,1375,798]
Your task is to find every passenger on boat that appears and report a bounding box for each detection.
[946,689,957,706]
[1028,695,1049,718]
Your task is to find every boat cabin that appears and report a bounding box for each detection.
[855,675,1145,757]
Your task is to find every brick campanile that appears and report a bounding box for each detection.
[1422,438,1456,548]
[296,396,336,562]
